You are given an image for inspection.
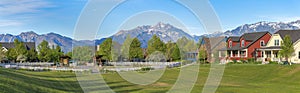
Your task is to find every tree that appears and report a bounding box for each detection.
[14,39,27,56]
[177,37,198,59]
[147,35,166,56]
[17,54,27,63]
[198,47,207,63]
[98,38,112,61]
[6,48,17,62]
[6,39,27,62]
[52,45,63,63]
[121,35,133,60]
[38,40,51,62]
[66,52,72,58]
[171,44,181,61]
[73,46,93,62]
[0,44,6,63]
[27,48,38,62]
[279,35,295,65]
[129,38,143,61]
[165,41,181,61]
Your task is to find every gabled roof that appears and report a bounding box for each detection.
[274,30,300,43]
[243,32,270,48]
[228,36,240,42]
[241,31,269,41]
[224,32,270,50]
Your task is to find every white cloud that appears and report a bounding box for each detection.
[0,20,22,27]
[0,0,53,16]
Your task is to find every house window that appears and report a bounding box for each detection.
[241,40,245,47]
[274,40,280,46]
[260,40,265,47]
[229,41,232,48]
[262,51,264,57]
[298,52,300,59]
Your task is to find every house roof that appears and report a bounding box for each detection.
[223,32,270,51]
[228,36,240,42]
[274,30,300,43]
[0,42,35,50]
[242,31,269,41]
[243,32,270,48]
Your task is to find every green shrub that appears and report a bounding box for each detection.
[233,59,237,64]
[241,59,247,63]
[141,67,154,71]
[247,58,255,63]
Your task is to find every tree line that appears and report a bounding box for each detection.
[0,39,64,63]
[96,35,199,62]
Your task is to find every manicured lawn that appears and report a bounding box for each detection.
[1,64,300,93]
[0,68,83,93]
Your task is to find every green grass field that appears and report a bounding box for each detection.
[1,64,300,93]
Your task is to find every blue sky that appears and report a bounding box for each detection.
[1,0,300,40]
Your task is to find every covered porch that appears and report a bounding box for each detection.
[219,48,248,60]
[257,46,281,62]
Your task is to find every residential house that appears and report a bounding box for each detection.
[258,30,300,63]
[220,32,272,60]
[199,36,227,63]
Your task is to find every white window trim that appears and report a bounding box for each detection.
[241,40,245,47]
[229,41,232,48]
[260,40,265,47]
[275,39,280,46]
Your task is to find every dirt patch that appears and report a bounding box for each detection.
[222,83,241,87]
[287,66,300,75]
[151,82,171,87]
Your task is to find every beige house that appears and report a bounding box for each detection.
[258,30,300,63]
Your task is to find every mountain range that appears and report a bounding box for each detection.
[111,22,194,48]
[1,20,300,53]
[0,31,105,53]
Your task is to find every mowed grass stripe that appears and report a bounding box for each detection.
[2,64,300,92]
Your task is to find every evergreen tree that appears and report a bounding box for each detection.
[279,35,295,65]
[98,38,112,61]
[53,45,63,63]
[147,35,166,55]
[165,42,181,61]
[66,52,72,58]
[38,40,51,62]
[198,47,207,63]
[121,35,133,60]
[171,44,181,61]
[27,48,38,62]
[14,39,28,62]
[129,38,143,61]
[6,48,17,62]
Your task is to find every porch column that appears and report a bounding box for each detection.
[237,50,240,57]
[219,51,222,58]
[263,50,266,59]
[225,51,228,57]
[245,49,248,57]
[230,51,233,57]
[271,50,274,61]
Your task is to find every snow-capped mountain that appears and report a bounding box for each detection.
[2,20,300,52]
[221,20,300,36]
[111,22,195,48]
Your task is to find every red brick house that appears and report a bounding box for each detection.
[220,32,272,60]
